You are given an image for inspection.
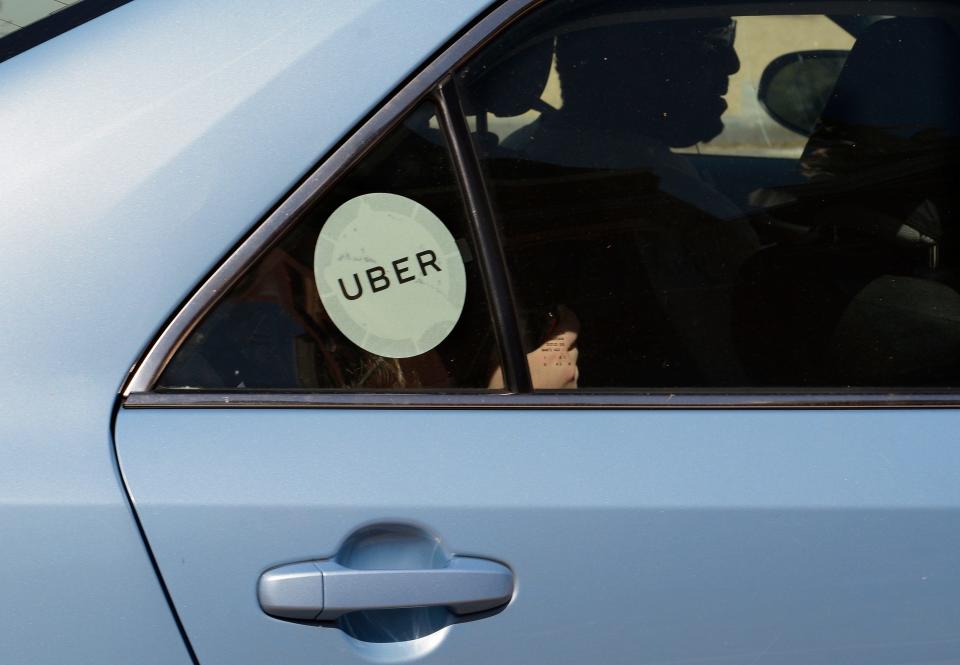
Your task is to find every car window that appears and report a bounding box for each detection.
[0,0,130,65]
[159,103,506,391]
[458,2,960,389]
[0,0,73,38]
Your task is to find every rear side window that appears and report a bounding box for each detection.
[159,103,506,391]
[143,0,960,398]
[459,3,960,389]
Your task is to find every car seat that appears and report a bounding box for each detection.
[801,17,960,265]
[458,34,556,156]
[744,17,960,385]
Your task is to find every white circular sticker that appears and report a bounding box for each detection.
[314,193,467,358]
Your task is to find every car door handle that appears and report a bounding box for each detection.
[258,556,514,621]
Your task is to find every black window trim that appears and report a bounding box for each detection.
[435,77,534,393]
[0,0,134,66]
[122,0,960,410]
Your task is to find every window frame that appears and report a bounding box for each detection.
[0,0,133,65]
[122,0,960,409]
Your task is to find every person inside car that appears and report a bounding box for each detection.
[497,13,760,385]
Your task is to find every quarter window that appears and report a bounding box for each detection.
[159,104,505,391]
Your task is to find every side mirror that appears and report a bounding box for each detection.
[758,50,848,136]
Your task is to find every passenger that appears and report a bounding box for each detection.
[506,16,746,221]
[504,14,760,383]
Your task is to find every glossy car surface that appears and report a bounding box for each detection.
[3,1,960,664]
[1,1,487,662]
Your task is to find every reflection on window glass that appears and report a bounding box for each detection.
[460,2,960,389]
[159,103,504,391]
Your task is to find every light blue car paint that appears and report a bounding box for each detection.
[117,407,960,664]
[0,0,489,661]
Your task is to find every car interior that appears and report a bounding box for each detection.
[159,5,960,392]
[458,8,960,388]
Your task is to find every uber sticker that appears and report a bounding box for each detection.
[314,193,467,358]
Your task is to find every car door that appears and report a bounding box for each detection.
[115,1,960,664]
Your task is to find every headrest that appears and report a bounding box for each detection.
[461,37,555,118]
[802,18,960,175]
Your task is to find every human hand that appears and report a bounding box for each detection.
[489,305,580,389]
[528,305,579,389]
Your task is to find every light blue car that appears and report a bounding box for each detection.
[4,0,960,663]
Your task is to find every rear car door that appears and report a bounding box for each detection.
[116,1,960,664]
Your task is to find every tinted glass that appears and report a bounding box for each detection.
[159,103,504,391]
[459,2,960,389]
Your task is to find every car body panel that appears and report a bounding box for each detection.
[0,0,488,660]
[117,407,960,665]
[6,0,960,662]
